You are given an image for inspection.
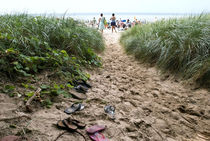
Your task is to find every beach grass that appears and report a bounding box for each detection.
[0,14,105,80]
[120,14,210,86]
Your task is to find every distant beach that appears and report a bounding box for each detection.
[30,12,200,22]
[68,13,193,22]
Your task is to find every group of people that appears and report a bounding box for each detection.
[93,13,140,33]
[97,13,117,33]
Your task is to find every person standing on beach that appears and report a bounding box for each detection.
[98,13,105,33]
[110,13,117,33]
[126,19,132,28]
[92,17,96,27]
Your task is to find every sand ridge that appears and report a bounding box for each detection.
[0,30,210,141]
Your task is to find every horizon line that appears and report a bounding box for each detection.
[24,12,210,16]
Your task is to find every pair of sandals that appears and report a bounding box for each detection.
[57,117,86,130]
[57,117,86,140]
[70,79,92,100]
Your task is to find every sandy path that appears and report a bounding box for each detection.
[0,30,210,141]
[83,31,210,141]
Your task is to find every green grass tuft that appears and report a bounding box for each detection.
[120,14,210,86]
[0,14,105,80]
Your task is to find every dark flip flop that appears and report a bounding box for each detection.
[74,79,92,88]
[67,118,86,129]
[69,89,87,100]
[64,103,85,114]
[74,85,88,94]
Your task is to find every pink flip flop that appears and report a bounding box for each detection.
[0,135,31,141]
[89,132,109,141]
[0,136,20,141]
[86,125,106,134]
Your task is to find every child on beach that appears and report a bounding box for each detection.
[110,13,117,33]
[98,13,105,33]
[91,17,96,27]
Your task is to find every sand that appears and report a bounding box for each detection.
[0,30,210,141]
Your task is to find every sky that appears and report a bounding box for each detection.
[0,0,210,14]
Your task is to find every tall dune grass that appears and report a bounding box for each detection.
[120,14,210,86]
[0,14,104,79]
